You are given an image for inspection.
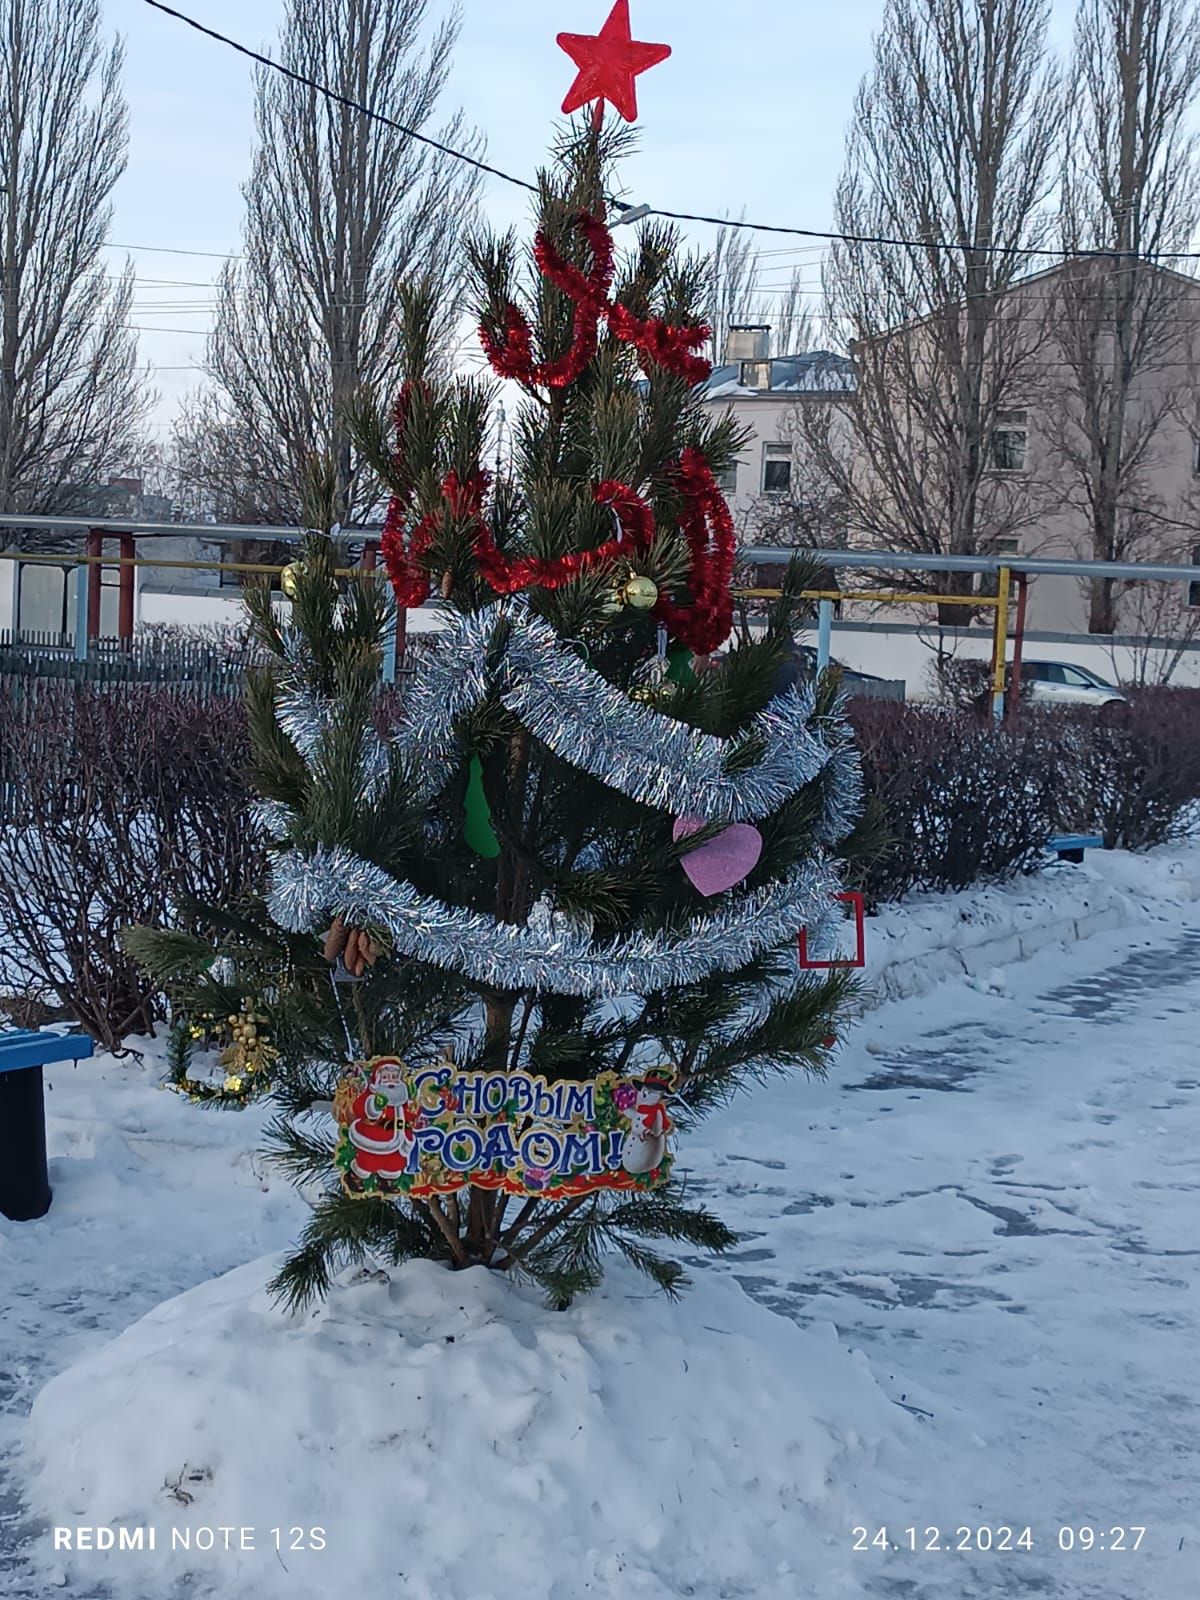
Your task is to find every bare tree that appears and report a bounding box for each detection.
[769,266,817,357]
[0,0,147,544]
[706,224,817,364]
[1103,577,1200,682]
[175,0,479,528]
[706,221,763,366]
[800,0,1061,621]
[1052,0,1200,633]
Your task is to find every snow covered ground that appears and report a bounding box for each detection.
[4,848,1200,1599]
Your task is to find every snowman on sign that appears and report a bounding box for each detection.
[621,1070,674,1176]
[347,1059,416,1183]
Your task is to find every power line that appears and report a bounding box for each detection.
[105,241,240,259]
[141,0,538,194]
[127,323,215,335]
[140,0,1200,266]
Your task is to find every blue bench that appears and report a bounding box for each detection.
[0,1028,95,1221]
[1047,833,1105,865]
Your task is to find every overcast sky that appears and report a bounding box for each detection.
[104,0,1072,435]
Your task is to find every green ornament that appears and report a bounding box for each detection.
[463,755,501,858]
[666,644,696,687]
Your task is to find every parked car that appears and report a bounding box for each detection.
[777,645,904,700]
[1020,660,1128,708]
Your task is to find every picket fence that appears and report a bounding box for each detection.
[0,632,254,695]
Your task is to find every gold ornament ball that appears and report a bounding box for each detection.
[223,1074,244,1095]
[622,575,659,610]
[280,562,305,600]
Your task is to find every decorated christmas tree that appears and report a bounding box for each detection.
[127,35,866,1308]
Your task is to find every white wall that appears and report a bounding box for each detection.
[13,561,119,638]
[825,625,1200,697]
[136,589,449,636]
[138,588,248,630]
[0,552,14,634]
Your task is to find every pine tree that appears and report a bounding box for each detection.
[125,121,866,1311]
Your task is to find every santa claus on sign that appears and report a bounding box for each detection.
[347,1059,417,1183]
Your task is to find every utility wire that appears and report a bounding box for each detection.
[141,0,1200,266]
[106,241,240,259]
[141,0,538,195]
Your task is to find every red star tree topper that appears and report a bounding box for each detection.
[557,0,671,124]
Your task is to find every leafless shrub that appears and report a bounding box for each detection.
[0,682,263,1050]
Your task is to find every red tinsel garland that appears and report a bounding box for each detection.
[478,305,537,383]
[386,451,731,653]
[383,214,732,648]
[534,214,614,312]
[380,382,434,609]
[606,302,713,385]
[442,470,659,596]
[477,212,714,391]
[653,447,736,654]
[478,214,616,390]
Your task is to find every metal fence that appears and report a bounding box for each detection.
[0,631,253,695]
[847,677,906,702]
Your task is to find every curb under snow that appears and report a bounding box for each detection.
[863,841,1200,1005]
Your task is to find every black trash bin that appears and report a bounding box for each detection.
[0,1029,94,1222]
[0,1063,52,1220]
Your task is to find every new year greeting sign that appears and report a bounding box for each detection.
[333,1056,675,1201]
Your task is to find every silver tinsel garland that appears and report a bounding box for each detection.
[267,843,845,997]
[396,603,833,822]
[262,600,863,997]
[272,603,853,830]
[275,623,393,802]
[250,799,292,840]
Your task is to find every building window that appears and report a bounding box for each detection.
[715,463,738,495]
[993,536,1021,555]
[762,442,792,495]
[1189,544,1200,609]
[991,411,1028,472]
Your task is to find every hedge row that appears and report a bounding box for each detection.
[849,689,1200,905]
[0,679,260,1049]
[2,680,1198,1045]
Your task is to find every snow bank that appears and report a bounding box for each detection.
[865,838,1200,1001]
[24,1253,907,1600]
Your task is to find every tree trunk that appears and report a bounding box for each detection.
[937,569,976,627]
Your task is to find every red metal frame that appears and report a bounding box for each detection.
[118,533,135,644]
[798,890,867,970]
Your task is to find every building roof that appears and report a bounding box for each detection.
[702,351,855,399]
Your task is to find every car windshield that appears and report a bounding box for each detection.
[1026,662,1116,689]
[1067,665,1115,689]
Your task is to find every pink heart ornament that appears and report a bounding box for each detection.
[673,815,763,896]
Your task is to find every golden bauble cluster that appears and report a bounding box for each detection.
[280,561,305,599]
[630,678,678,707]
[227,999,267,1046]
